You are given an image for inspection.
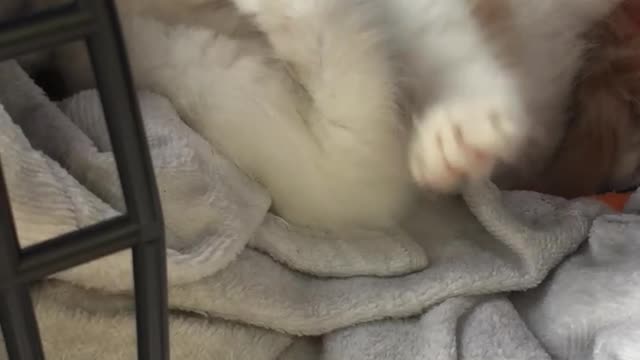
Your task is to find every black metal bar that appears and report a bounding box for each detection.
[15,217,139,287]
[0,165,45,360]
[79,0,163,227]
[79,1,170,359]
[0,291,44,360]
[132,241,170,360]
[0,0,169,358]
[0,165,21,287]
[0,4,93,61]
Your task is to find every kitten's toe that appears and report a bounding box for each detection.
[231,0,316,17]
[409,98,526,192]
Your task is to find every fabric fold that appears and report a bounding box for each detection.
[2,58,634,360]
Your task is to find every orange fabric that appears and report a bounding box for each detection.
[591,192,632,212]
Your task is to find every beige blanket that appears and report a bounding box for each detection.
[0,60,610,359]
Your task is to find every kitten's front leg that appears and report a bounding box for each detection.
[399,0,529,192]
[409,92,527,192]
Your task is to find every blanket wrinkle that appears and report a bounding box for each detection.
[514,209,640,360]
[0,54,636,360]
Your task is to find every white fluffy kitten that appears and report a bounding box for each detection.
[47,0,622,230]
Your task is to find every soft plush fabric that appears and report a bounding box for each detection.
[514,211,640,360]
[0,60,638,359]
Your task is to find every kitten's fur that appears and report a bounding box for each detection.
[41,0,622,229]
[529,0,640,197]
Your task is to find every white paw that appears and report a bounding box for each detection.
[409,98,526,192]
[232,0,262,14]
[231,0,316,17]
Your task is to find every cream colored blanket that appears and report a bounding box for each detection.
[0,60,617,359]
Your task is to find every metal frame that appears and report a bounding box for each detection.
[0,1,170,359]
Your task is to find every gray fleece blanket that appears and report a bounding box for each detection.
[0,60,638,360]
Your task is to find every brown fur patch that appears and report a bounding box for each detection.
[466,0,522,69]
[467,0,510,25]
[526,2,640,197]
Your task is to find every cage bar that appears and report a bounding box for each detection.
[0,165,46,360]
[81,0,169,357]
[0,0,170,359]
[0,4,93,60]
[16,217,138,286]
